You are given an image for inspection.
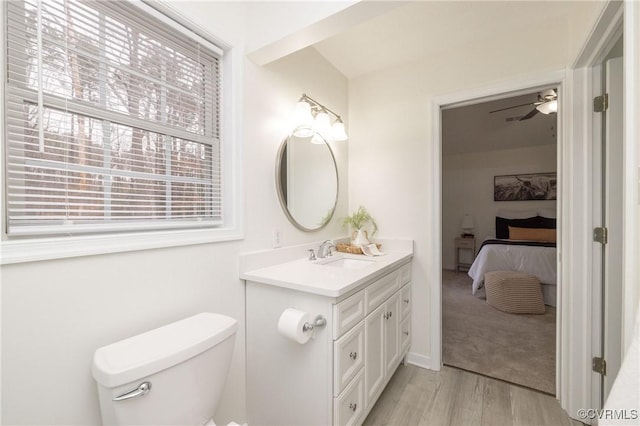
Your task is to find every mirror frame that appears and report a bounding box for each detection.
[275,133,339,232]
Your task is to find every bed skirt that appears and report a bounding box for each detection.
[541,283,557,307]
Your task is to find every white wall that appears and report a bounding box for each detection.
[0,4,348,425]
[442,145,557,270]
[347,10,599,367]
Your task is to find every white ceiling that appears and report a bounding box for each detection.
[442,90,557,155]
[313,1,598,79]
[305,1,577,155]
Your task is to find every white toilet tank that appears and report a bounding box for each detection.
[92,312,237,425]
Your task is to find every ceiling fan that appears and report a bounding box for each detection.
[490,89,558,121]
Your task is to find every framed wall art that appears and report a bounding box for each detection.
[494,172,557,201]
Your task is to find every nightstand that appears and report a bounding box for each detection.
[455,237,476,272]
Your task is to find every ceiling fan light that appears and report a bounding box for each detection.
[536,100,558,114]
[540,88,557,101]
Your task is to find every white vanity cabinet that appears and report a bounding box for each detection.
[245,260,412,426]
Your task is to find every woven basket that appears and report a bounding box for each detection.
[336,243,382,255]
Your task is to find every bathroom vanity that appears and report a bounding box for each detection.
[240,241,413,426]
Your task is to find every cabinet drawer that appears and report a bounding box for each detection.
[333,291,365,339]
[334,370,364,426]
[365,271,399,314]
[399,263,411,286]
[400,314,411,353]
[400,284,411,319]
[334,323,364,397]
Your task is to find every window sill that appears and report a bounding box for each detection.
[0,227,243,265]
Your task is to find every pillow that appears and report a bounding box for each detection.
[496,209,538,219]
[508,226,556,242]
[496,216,540,239]
[538,208,557,219]
[538,216,557,229]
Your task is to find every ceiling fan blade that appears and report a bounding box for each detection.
[489,102,535,114]
[519,107,540,121]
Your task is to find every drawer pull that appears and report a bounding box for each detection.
[404,299,410,304]
[388,311,392,318]
[349,403,357,412]
[349,351,358,360]
[403,331,409,336]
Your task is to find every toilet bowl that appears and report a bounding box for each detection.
[92,313,237,425]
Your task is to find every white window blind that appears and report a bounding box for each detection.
[5,0,223,236]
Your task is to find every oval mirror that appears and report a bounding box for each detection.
[276,133,338,231]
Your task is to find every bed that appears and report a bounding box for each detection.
[468,210,558,306]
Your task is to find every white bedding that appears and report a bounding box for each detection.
[468,239,557,294]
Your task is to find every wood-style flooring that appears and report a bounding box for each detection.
[363,364,583,426]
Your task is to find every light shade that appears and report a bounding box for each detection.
[331,119,348,141]
[292,100,314,137]
[462,214,474,230]
[310,133,326,145]
[536,100,558,114]
[313,110,331,136]
[292,125,314,138]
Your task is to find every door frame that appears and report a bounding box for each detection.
[575,0,640,357]
[572,0,640,414]
[429,69,566,384]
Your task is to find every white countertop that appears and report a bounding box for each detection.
[240,249,413,298]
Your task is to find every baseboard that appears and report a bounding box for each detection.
[405,352,437,370]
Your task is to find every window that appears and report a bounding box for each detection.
[5,0,224,237]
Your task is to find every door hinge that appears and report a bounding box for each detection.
[594,227,608,244]
[593,357,607,375]
[594,94,609,112]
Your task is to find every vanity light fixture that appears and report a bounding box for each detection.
[292,94,348,141]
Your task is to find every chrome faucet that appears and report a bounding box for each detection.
[318,240,336,259]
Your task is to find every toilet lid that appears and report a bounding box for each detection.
[92,313,237,388]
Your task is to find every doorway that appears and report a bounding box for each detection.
[426,71,566,393]
[440,90,559,395]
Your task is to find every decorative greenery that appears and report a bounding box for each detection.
[342,206,377,237]
[318,208,334,227]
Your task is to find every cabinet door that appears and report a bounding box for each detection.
[364,304,385,407]
[384,292,400,377]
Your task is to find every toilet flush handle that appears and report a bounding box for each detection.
[113,382,152,401]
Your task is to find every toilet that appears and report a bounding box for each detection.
[92,312,237,425]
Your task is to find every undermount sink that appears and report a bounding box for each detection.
[321,257,375,270]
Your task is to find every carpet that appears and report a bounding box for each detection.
[442,269,556,395]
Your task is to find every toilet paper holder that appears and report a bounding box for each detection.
[302,315,327,333]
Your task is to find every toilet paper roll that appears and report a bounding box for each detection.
[277,308,312,344]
